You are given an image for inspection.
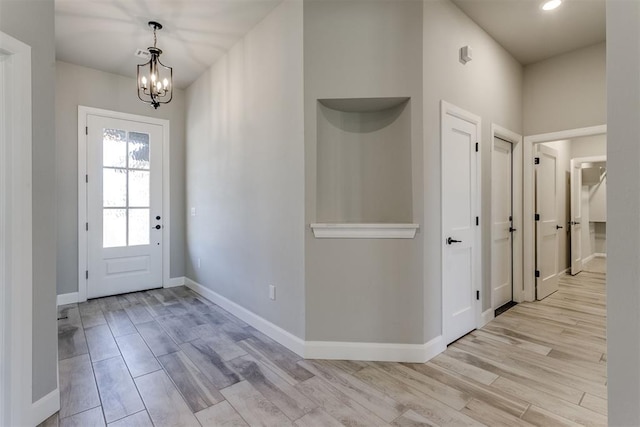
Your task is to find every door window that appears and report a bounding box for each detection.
[102,128,151,248]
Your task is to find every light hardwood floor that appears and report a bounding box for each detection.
[42,271,607,426]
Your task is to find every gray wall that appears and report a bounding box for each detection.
[55,61,186,295]
[607,1,640,423]
[570,134,606,159]
[423,0,523,336]
[304,0,424,344]
[0,0,58,403]
[523,42,605,135]
[185,0,305,338]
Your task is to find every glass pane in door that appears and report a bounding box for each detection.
[102,128,152,248]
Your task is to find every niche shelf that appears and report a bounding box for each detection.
[314,97,416,239]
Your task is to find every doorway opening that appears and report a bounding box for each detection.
[523,126,607,301]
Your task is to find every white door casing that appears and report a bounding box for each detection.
[0,31,33,427]
[79,106,171,302]
[570,159,583,275]
[441,101,481,345]
[87,115,163,298]
[535,144,560,300]
[492,137,513,308]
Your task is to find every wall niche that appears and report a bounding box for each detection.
[313,97,416,238]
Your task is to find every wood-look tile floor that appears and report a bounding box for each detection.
[42,271,607,427]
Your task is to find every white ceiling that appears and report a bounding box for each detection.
[451,0,606,65]
[55,0,282,89]
[55,0,606,90]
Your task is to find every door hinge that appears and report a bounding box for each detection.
[85,270,89,279]
[85,174,88,183]
[475,142,479,152]
[535,270,540,278]
[86,126,88,135]
[535,213,540,221]
[86,222,88,231]
[534,157,540,165]
[476,216,479,226]
[476,290,480,300]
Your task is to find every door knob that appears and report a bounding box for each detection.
[509,227,517,233]
[556,225,563,230]
[154,225,161,230]
[156,215,161,220]
[447,237,462,245]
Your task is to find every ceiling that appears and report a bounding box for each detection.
[452,0,606,65]
[55,0,282,89]
[55,0,606,89]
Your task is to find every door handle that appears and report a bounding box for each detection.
[556,225,563,230]
[154,225,161,230]
[571,221,581,225]
[156,215,161,220]
[509,227,517,233]
[446,237,462,245]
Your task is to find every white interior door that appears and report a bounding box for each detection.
[87,114,163,299]
[442,109,479,345]
[570,159,583,275]
[492,137,513,309]
[535,144,559,300]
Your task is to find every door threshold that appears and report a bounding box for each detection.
[495,301,517,317]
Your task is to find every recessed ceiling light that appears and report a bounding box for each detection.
[542,0,562,11]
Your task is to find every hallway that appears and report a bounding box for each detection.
[45,271,606,426]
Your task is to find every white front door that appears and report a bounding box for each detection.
[87,114,163,298]
[570,159,583,275]
[442,108,480,345]
[492,137,513,309]
[535,144,560,300]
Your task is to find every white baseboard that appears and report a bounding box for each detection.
[184,277,305,357]
[57,292,78,306]
[165,276,186,288]
[184,277,445,363]
[32,388,59,426]
[583,253,596,264]
[305,335,445,363]
[480,308,494,328]
[594,252,607,258]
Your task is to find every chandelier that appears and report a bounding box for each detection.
[137,21,173,109]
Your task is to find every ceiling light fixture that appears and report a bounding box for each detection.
[542,0,562,11]
[137,21,172,109]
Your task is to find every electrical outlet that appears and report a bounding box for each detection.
[269,285,276,301]
[191,207,196,216]
[197,258,201,269]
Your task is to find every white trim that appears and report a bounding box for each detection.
[305,335,445,363]
[480,308,495,328]
[31,388,60,426]
[594,252,607,258]
[560,267,570,275]
[77,106,171,302]
[165,276,186,288]
[0,31,33,427]
[184,277,306,357]
[310,223,419,239]
[490,124,524,308]
[185,277,446,363]
[57,292,79,306]
[440,101,483,341]
[523,125,606,302]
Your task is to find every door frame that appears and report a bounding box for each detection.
[78,106,171,302]
[523,125,606,301]
[490,124,524,306]
[440,101,483,337]
[0,31,33,427]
